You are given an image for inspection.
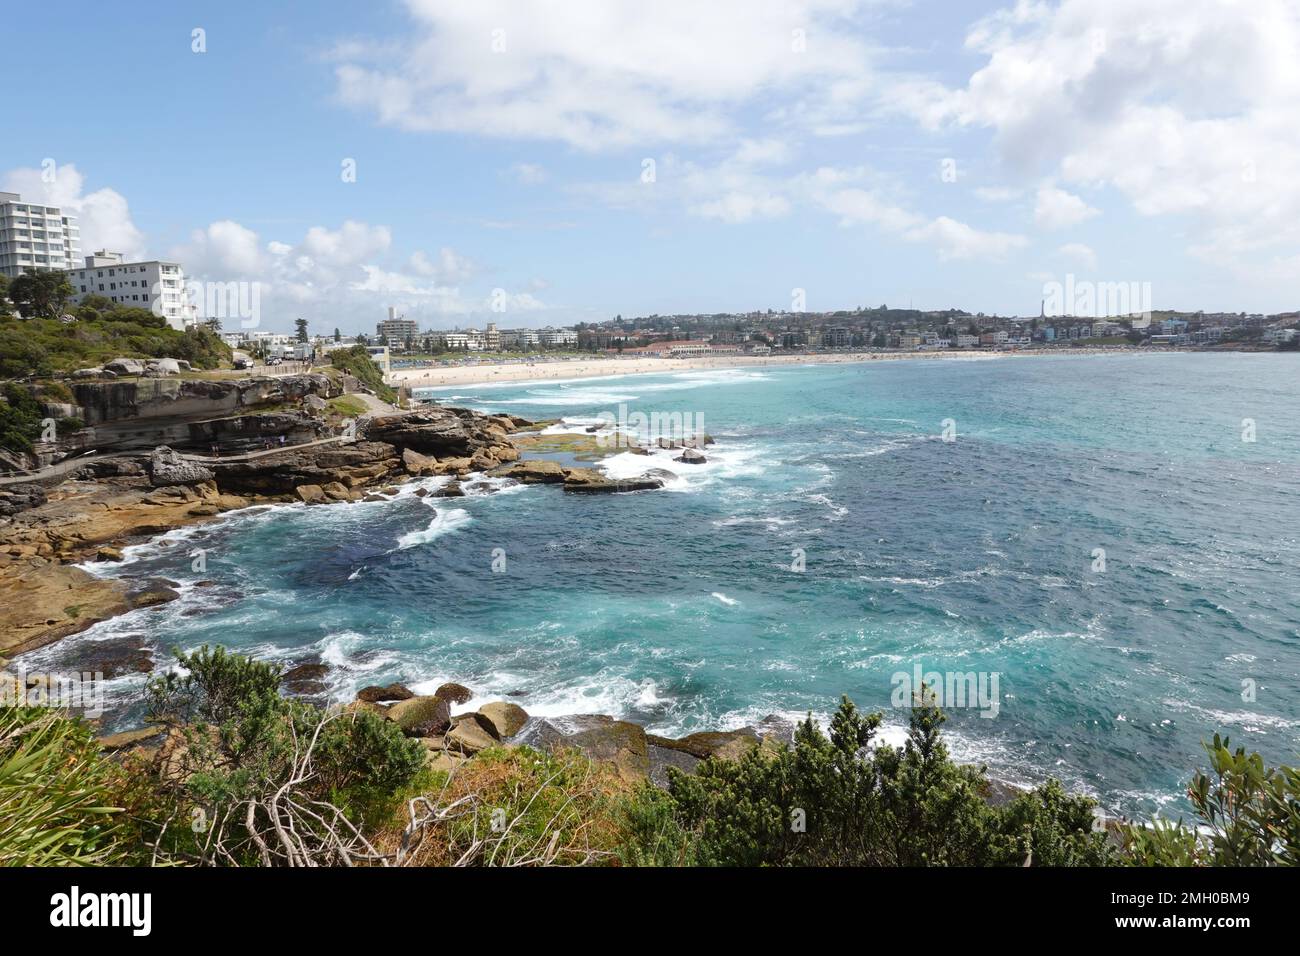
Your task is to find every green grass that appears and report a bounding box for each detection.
[326,395,369,418]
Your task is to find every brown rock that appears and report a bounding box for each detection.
[356,682,414,703]
[387,695,452,737]
[435,682,473,704]
[446,715,498,754]
[477,701,529,739]
[295,484,326,503]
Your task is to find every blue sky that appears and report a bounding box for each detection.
[4,0,1297,333]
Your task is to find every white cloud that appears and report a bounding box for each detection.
[409,247,476,283]
[906,0,1300,277]
[332,0,883,149]
[2,162,145,260]
[1034,185,1098,230]
[811,176,1027,261]
[692,192,791,223]
[508,163,547,185]
[1057,242,1097,270]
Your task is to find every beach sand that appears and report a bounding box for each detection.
[386,347,1135,390]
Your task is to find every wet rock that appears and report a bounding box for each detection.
[562,467,665,493]
[435,682,473,704]
[435,480,465,497]
[673,448,707,465]
[75,634,155,678]
[282,660,329,696]
[126,579,181,609]
[96,546,124,562]
[487,460,567,484]
[356,682,414,703]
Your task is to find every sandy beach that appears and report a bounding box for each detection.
[385,347,1138,389]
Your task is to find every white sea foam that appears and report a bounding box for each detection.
[395,507,472,550]
[711,592,738,606]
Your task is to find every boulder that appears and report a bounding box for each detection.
[648,742,702,789]
[445,715,498,755]
[387,695,452,737]
[673,448,708,465]
[435,682,473,704]
[321,481,351,501]
[295,484,326,504]
[104,357,145,375]
[402,448,438,476]
[562,718,650,783]
[435,480,465,497]
[486,460,566,484]
[73,367,105,379]
[96,546,124,562]
[356,682,414,703]
[477,701,529,739]
[281,661,329,697]
[149,446,214,487]
[145,358,182,376]
[562,467,665,494]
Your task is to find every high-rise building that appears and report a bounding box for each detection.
[66,251,196,331]
[376,306,419,348]
[0,191,81,278]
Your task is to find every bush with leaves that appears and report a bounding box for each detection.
[624,694,1114,867]
[1122,734,1300,866]
[145,646,424,864]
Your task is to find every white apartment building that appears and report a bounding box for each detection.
[0,191,81,278]
[66,251,196,330]
[537,327,578,346]
[377,306,419,348]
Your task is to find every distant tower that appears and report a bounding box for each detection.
[1040,299,1045,319]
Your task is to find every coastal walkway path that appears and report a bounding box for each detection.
[0,435,357,488]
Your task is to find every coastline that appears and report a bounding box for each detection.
[386,346,1147,389]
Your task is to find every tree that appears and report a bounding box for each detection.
[0,273,11,318]
[333,327,341,343]
[7,269,73,320]
[294,317,309,343]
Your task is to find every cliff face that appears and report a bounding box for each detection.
[71,374,341,427]
[60,374,343,453]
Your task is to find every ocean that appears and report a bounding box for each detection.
[30,352,1300,817]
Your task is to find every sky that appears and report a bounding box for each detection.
[3,0,1298,334]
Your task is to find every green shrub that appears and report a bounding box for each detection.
[1122,734,1300,866]
[627,694,1114,867]
[145,646,424,863]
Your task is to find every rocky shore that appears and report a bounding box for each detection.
[0,387,682,658]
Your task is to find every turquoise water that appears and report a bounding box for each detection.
[32,353,1300,816]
